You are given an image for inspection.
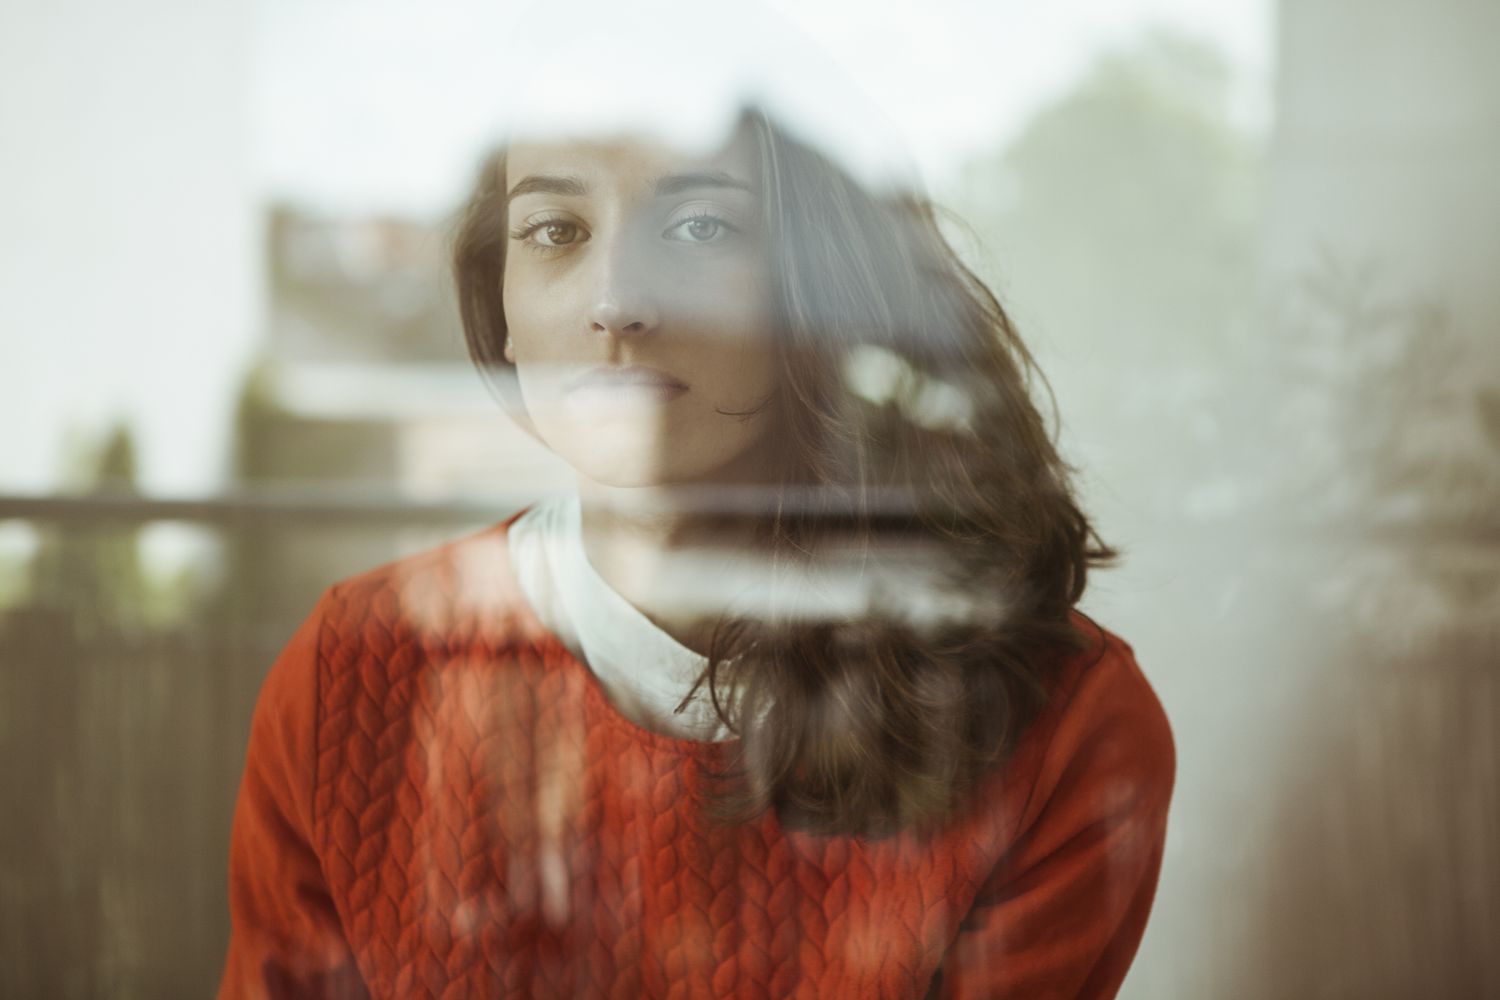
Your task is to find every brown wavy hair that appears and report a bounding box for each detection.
[452,107,1116,838]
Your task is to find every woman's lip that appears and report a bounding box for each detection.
[567,381,688,406]
[567,365,688,391]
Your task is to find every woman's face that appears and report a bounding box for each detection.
[501,130,780,490]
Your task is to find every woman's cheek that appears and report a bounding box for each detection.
[505,292,570,371]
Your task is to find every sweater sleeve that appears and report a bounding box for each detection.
[933,636,1176,1000]
[217,587,370,1000]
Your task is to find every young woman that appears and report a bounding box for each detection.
[218,105,1175,999]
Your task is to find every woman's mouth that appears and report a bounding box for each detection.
[569,364,686,388]
[567,365,688,402]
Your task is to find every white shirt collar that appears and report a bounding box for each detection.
[507,492,731,741]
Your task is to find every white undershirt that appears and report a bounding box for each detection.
[507,492,733,742]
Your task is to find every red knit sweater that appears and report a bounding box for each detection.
[218,513,1175,999]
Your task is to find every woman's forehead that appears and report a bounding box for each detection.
[503,130,758,197]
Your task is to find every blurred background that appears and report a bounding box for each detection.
[2,0,1496,996]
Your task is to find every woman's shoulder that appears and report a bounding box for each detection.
[1002,612,1177,838]
[252,508,546,714]
[313,506,546,652]
[1052,613,1174,743]
[246,508,558,777]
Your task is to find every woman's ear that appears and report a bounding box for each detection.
[502,337,516,364]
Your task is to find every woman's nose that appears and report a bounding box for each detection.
[586,233,661,337]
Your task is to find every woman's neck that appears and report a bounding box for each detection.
[574,477,770,656]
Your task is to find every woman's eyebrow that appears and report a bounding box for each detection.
[506,174,588,200]
[653,170,754,196]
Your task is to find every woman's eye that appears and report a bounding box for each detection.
[533,222,582,247]
[510,219,587,250]
[665,214,735,244]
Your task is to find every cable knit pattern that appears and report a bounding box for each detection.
[218,516,1176,1000]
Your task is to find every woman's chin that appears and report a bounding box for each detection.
[570,450,759,497]
[578,465,676,491]
[548,423,777,497]
[569,448,684,491]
